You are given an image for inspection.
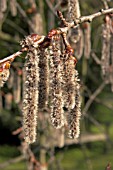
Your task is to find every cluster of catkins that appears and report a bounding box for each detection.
[21,34,81,144]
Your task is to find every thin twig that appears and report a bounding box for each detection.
[91,52,101,65]
[16,2,35,32]
[100,0,109,9]
[0,155,25,169]
[45,0,57,16]
[82,82,106,116]
[1,8,113,65]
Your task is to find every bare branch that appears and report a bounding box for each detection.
[82,82,106,117]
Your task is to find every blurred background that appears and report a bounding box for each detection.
[0,0,113,170]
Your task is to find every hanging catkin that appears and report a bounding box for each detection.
[68,0,83,59]
[38,48,49,109]
[74,29,84,60]
[22,47,39,144]
[49,39,64,129]
[68,70,81,138]
[101,15,111,80]
[0,0,7,12]
[68,0,81,20]
[61,54,76,109]
[13,73,21,104]
[5,93,12,110]
[10,0,17,17]
[84,22,91,59]
[110,18,113,91]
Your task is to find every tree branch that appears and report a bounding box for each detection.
[1,8,113,65]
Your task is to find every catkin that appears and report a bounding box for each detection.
[38,48,49,109]
[22,47,39,144]
[13,74,21,104]
[68,0,81,21]
[0,0,7,12]
[61,54,76,109]
[5,93,12,110]
[74,29,84,60]
[10,0,17,17]
[110,24,113,91]
[68,70,81,138]
[101,20,111,79]
[49,40,64,129]
[84,22,91,59]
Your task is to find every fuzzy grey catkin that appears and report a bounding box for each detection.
[49,40,64,129]
[68,0,83,59]
[101,21,111,80]
[68,70,81,138]
[38,48,49,109]
[0,69,10,87]
[13,74,21,104]
[74,29,84,60]
[61,54,76,109]
[10,0,17,16]
[110,24,113,91]
[84,22,91,59]
[22,47,39,144]
[68,0,81,21]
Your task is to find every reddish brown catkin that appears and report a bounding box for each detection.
[10,0,17,17]
[68,70,81,138]
[49,40,64,129]
[61,54,76,109]
[38,48,49,109]
[22,47,39,144]
[101,16,111,80]
[84,22,91,59]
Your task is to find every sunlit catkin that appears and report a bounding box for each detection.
[22,47,39,144]
[68,70,81,138]
[84,22,91,59]
[49,40,64,129]
[38,48,49,109]
[101,16,111,80]
[61,54,76,109]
